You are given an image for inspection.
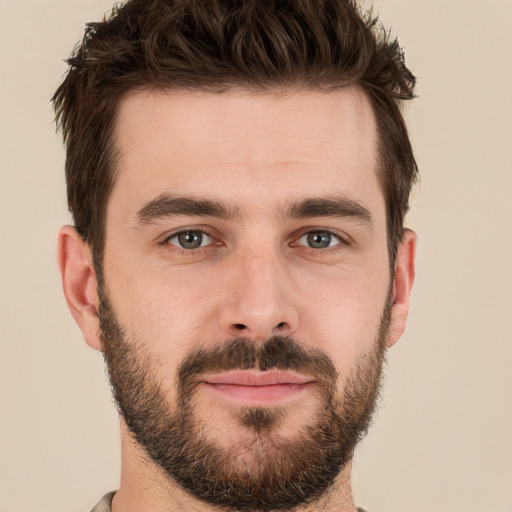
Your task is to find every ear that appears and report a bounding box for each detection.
[387,229,417,348]
[57,225,102,351]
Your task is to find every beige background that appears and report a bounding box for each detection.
[1,1,511,511]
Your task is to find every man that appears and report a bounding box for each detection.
[54,1,417,511]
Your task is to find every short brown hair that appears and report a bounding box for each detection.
[53,0,418,270]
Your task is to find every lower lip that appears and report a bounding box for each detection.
[202,382,314,404]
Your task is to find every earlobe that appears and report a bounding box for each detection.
[387,229,417,348]
[57,226,103,351]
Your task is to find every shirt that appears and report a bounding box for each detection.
[90,491,369,512]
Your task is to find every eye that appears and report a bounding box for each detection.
[166,230,213,250]
[296,230,342,249]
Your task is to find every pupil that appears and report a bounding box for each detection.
[308,232,330,248]
[179,232,202,249]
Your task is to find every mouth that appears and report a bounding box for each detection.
[200,370,316,406]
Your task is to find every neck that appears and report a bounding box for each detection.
[112,425,358,512]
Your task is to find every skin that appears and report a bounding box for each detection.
[57,87,416,512]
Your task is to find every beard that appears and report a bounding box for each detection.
[99,290,390,512]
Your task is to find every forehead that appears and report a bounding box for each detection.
[111,87,382,220]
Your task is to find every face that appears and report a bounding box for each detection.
[84,87,409,509]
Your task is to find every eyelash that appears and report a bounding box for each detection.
[291,229,349,251]
[160,227,350,254]
[161,228,220,254]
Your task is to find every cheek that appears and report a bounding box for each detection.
[298,265,390,369]
[103,260,213,386]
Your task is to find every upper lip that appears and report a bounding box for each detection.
[202,370,314,386]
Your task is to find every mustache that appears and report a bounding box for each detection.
[177,336,338,397]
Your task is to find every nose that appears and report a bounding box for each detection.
[219,250,299,341]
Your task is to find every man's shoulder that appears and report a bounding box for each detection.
[90,491,116,512]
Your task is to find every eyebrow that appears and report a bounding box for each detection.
[135,193,374,228]
[286,196,374,227]
[136,194,241,224]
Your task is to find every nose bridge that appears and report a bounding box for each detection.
[219,242,298,341]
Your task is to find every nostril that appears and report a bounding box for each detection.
[275,322,286,330]
[234,323,247,330]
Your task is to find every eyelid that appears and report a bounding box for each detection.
[289,227,350,248]
[157,225,350,254]
[160,225,215,240]
[296,232,340,248]
[160,226,222,250]
[167,231,213,248]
